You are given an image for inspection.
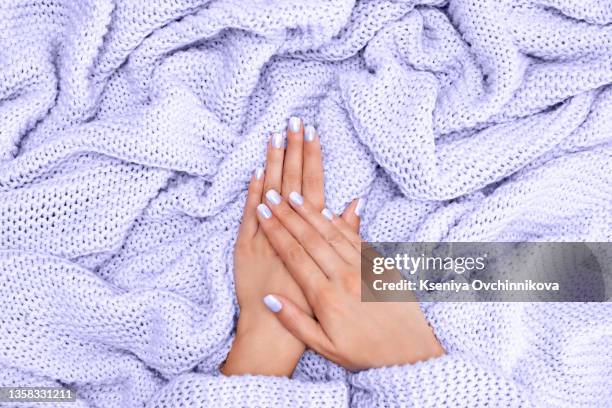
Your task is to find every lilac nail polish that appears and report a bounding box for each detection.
[355,198,366,217]
[257,203,272,219]
[304,125,316,142]
[263,295,282,312]
[271,132,283,149]
[266,189,282,205]
[289,191,304,206]
[322,208,334,220]
[288,116,301,133]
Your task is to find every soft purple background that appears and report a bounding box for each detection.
[0,0,610,406]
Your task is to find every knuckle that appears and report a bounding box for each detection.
[310,201,325,212]
[285,243,306,264]
[282,170,301,182]
[304,276,324,303]
[333,265,360,297]
[302,174,321,190]
[299,229,318,246]
[325,231,345,247]
[315,286,336,308]
[344,275,361,297]
[274,203,292,218]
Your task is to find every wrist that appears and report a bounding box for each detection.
[222,307,305,377]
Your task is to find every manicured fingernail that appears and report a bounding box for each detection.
[288,116,301,133]
[257,203,272,219]
[304,125,316,142]
[271,132,283,149]
[355,198,366,217]
[266,189,282,205]
[289,191,304,206]
[322,208,334,220]
[263,295,282,313]
[254,167,264,180]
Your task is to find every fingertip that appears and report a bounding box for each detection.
[286,117,304,148]
[263,294,283,313]
[321,208,334,221]
[341,199,362,232]
[354,198,367,217]
[247,167,265,199]
[288,116,303,135]
[269,132,285,150]
[304,125,317,142]
[263,294,297,322]
[257,203,272,220]
[238,168,266,239]
[264,293,301,326]
[253,167,264,182]
[266,293,332,357]
[262,294,302,341]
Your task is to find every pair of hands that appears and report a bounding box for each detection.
[223,118,443,376]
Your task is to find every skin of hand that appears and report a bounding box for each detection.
[255,192,445,372]
[223,117,360,376]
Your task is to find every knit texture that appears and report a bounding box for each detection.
[0,0,611,407]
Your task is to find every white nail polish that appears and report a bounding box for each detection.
[271,132,283,149]
[263,295,282,313]
[288,116,301,133]
[289,191,304,206]
[257,203,272,219]
[304,125,316,142]
[266,189,282,205]
[254,167,264,180]
[322,208,334,220]
[355,198,366,217]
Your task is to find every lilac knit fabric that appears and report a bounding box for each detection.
[1,0,611,407]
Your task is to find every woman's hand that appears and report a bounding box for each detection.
[255,191,445,372]
[223,117,333,376]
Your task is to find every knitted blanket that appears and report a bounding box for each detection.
[1,0,611,407]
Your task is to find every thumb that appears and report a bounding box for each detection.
[262,294,334,358]
[341,198,364,232]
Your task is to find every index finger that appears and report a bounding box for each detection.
[256,203,328,304]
